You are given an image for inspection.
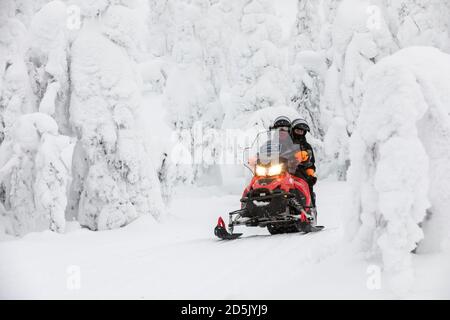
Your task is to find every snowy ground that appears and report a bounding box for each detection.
[1,179,448,299]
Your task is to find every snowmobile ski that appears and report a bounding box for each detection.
[303,225,325,233]
[214,217,242,240]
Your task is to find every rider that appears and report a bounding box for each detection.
[290,118,317,207]
[260,115,292,157]
[271,115,291,142]
[249,116,292,167]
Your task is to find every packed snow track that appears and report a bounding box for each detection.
[0,181,448,299]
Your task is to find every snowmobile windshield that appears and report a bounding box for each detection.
[244,128,301,175]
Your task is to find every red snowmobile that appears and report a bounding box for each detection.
[214,128,324,240]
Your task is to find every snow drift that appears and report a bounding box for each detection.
[347,46,450,294]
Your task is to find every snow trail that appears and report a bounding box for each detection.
[0,180,447,299]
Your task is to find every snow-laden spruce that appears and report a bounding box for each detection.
[68,3,164,230]
[28,0,71,135]
[0,113,73,236]
[161,0,225,188]
[347,47,450,294]
[0,7,35,143]
[384,0,450,53]
[320,0,397,169]
[288,1,325,140]
[223,0,288,130]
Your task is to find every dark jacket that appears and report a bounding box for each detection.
[293,136,316,184]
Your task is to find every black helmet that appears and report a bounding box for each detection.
[272,116,291,130]
[291,118,310,135]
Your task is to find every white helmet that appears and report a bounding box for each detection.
[291,118,310,137]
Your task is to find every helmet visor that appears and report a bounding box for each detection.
[293,128,306,135]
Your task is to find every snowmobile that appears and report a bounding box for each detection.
[214,128,324,240]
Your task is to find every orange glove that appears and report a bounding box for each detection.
[306,168,316,177]
[295,151,309,162]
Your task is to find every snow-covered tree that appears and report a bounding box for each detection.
[315,0,450,180]
[223,0,288,129]
[0,1,75,237]
[321,116,349,179]
[290,0,321,52]
[68,2,164,230]
[347,47,450,295]
[209,0,291,186]
[0,2,36,143]
[0,113,73,236]
[145,0,172,57]
[329,0,397,133]
[288,50,327,139]
[384,0,450,53]
[161,0,226,187]
[316,0,398,179]
[27,1,72,135]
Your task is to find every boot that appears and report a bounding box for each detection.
[289,198,313,220]
[289,197,304,213]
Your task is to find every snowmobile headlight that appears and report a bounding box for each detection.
[267,164,283,176]
[255,165,267,177]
